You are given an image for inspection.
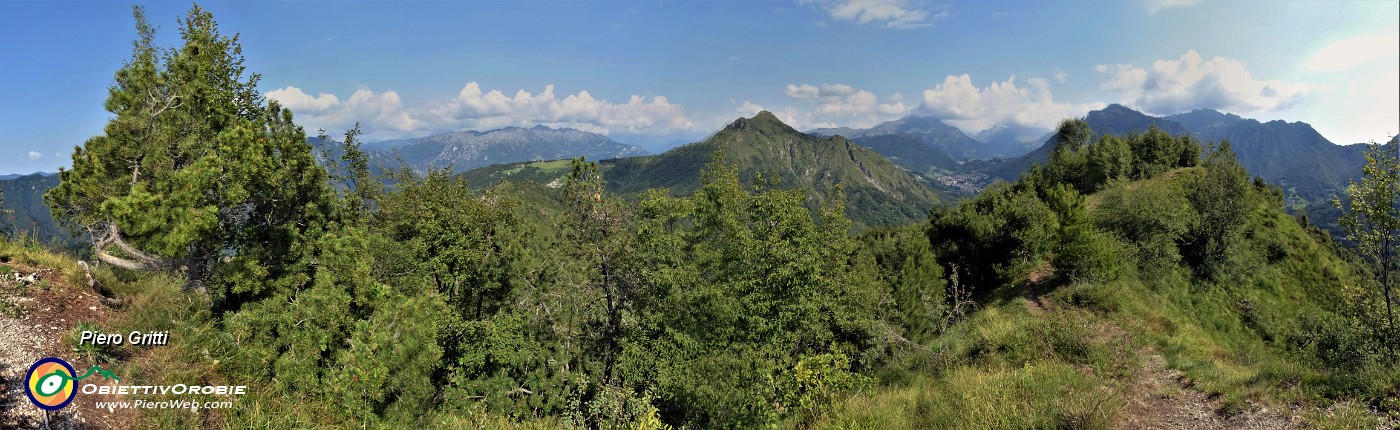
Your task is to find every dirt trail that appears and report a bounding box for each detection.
[1022,262,1054,314]
[1114,349,1299,430]
[0,263,132,429]
[1017,266,1299,429]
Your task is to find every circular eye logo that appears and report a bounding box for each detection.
[26,357,77,410]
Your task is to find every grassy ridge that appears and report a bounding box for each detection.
[806,168,1397,429]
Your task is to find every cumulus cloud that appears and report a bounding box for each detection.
[266,82,699,140]
[1305,33,1400,72]
[1142,0,1197,14]
[733,100,767,117]
[1096,50,1311,116]
[267,86,419,136]
[755,82,909,130]
[801,0,946,29]
[916,74,1101,133]
[265,86,341,114]
[27,151,42,161]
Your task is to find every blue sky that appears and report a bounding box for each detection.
[1,0,1396,174]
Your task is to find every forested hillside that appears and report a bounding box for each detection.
[464,111,949,227]
[0,6,1395,430]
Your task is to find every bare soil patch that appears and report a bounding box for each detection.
[0,263,135,429]
[1114,349,1300,430]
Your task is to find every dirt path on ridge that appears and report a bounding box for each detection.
[1113,349,1300,430]
[0,262,134,429]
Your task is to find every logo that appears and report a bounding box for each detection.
[24,357,120,410]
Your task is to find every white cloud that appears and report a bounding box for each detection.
[1340,66,1400,144]
[917,74,1101,133]
[266,83,699,140]
[1142,0,1197,14]
[1052,69,1069,84]
[1305,33,1400,72]
[763,82,910,130]
[26,151,42,161]
[265,86,341,114]
[801,0,945,29]
[733,100,767,117]
[267,86,418,136]
[783,83,858,101]
[1096,50,1311,116]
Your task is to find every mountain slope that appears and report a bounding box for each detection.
[810,116,990,160]
[844,133,961,175]
[974,124,1052,159]
[811,162,1395,428]
[468,112,946,227]
[972,104,1192,182]
[359,125,648,174]
[0,173,72,247]
[1165,109,1371,209]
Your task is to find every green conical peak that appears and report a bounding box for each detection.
[751,110,782,123]
[726,111,799,134]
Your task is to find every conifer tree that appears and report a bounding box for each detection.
[44,5,335,307]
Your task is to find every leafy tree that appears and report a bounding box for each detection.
[928,183,1059,294]
[621,153,875,428]
[375,168,518,320]
[1178,135,1202,168]
[1052,118,1092,153]
[1185,141,1253,279]
[1086,135,1132,188]
[1093,178,1196,286]
[1044,119,1093,193]
[563,157,638,385]
[1334,142,1400,330]
[1131,126,1174,178]
[44,5,335,308]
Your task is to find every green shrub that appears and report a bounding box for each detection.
[1287,313,1382,371]
[1057,224,1125,284]
[1060,283,1123,314]
[67,321,116,363]
[775,352,871,422]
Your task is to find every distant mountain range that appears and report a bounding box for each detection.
[953,104,1372,215]
[813,116,1008,161]
[975,124,1054,159]
[798,104,1379,220]
[313,125,648,175]
[465,112,948,227]
[0,172,55,181]
[810,116,1052,162]
[0,105,1384,241]
[1164,108,1372,208]
[0,172,72,246]
[966,104,1193,181]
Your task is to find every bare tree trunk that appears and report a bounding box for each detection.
[1386,236,1395,329]
[91,222,169,271]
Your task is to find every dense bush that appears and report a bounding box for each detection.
[928,183,1058,295]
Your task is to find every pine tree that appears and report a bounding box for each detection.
[44,5,335,308]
